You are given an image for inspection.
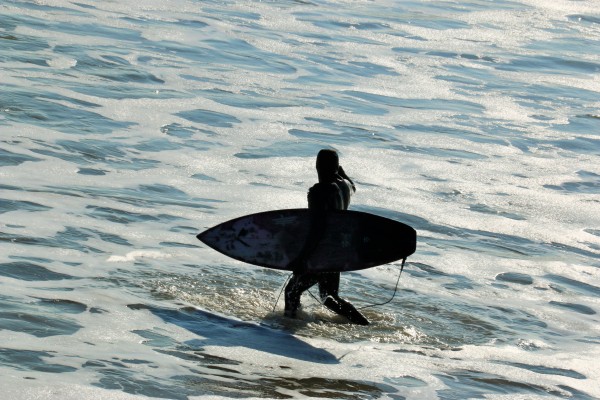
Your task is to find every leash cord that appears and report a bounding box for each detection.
[357,258,406,310]
[273,272,293,313]
[273,260,407,313]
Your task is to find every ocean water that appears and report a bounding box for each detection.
[1,0,599,398]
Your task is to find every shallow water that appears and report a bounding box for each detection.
[1,0,599,399]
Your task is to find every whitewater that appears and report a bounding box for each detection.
[1,0,599,398]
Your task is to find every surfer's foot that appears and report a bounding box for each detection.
[323,296,369,325]
[284,294,300,319]
[283,302,300,318]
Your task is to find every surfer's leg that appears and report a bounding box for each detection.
[319,273,369,325]
[284,273,318,318]
[318,272,340,300]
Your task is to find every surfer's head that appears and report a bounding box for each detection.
[316,149,339,182]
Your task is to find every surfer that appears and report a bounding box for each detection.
[284,149,369,325]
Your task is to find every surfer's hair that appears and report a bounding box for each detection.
[316,149,339,182]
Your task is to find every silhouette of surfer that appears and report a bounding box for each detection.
[284,149,369,325]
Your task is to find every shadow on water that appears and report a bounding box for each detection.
[127,304,338,365]
[89,306,394,399]
[91,305,399,399]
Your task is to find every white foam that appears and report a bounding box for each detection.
[1,384,150,400]
[45,56,77,69]
[107,250,172,263]
[2,0,599,398]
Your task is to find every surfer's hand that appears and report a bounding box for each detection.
[287,256,307,272]
[338,165,356,192]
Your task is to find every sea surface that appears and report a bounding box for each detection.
[1,0,599,398]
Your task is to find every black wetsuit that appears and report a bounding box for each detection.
[284,177,368,324]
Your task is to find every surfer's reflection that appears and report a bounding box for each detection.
[284,149,369,325]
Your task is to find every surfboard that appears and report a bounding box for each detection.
[197,209,416,273]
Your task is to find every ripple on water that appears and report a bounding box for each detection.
[568,14,600,25]
[344,90,485,114]
[3,86,135,134]
[549,301,596,316]
[208,38,298,73]
[0,199,50,214]
[77,168,107,176]
[0,16,51,65]
[495,360,586,380]
[544,170,600,194]
[435,369,593,400]
[33,183,221,212]
[1,226,111,253]
[176,109,242,128]
[495,272,534,286]
[0,348,78,373]
[234,141,323,159]
[30,138,161,171]
[0,149,41,167]
[85,205,181,226]
[407,262,477,291]
[34,298,88,314]
[497,54,600,76]
[0,261,74,281]
[196,88,301,109]
[469,204,526,221]
[0,295,83,337]
[161,123,218,139]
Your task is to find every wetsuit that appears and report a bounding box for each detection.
[284,176,368,324]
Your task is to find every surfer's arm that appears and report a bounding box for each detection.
[337,165,356,193]
[287,210,325,272]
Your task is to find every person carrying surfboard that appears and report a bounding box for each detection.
[284,149,369,325]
